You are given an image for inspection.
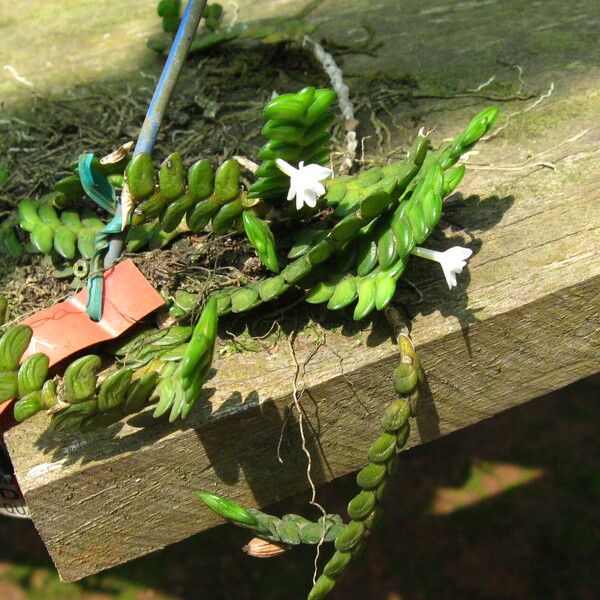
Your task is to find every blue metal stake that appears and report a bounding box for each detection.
[104,0,208,269]
[134,0,208,155]
[86,0,207,321]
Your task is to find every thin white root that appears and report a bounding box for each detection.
[483,79,555,142]
[227,0,240,27]
[467,75,496,92]
[287,335,328,585]
[3,65,33,88]
[303,35,358,174]
[470,128,591,174]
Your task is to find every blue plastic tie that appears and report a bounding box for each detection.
[77,153,116,214]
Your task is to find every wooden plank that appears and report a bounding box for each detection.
[3,0,600,583]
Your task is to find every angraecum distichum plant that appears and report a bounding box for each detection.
[0,1,501,597]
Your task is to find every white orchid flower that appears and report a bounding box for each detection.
[410,246,473,289]
[275,159,332,210]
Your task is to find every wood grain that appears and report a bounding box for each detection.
[3,0,600,582]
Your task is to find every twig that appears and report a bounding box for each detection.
[226,0,239,26]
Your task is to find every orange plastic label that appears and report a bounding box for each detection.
[20,259,164,367]
[0,260,164,424]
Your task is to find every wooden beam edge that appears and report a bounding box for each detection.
[10,271,599,581]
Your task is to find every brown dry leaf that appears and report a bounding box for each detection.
[242,537,290,558]
[100,140,134,165]
[120,183,135,231]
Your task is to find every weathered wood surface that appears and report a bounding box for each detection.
[3,0,600,583]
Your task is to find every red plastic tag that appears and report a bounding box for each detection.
[0,260,164,422]
[20,259,164,366]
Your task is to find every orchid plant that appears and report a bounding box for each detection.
[2,89,495,598]
[0,1,502,598]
